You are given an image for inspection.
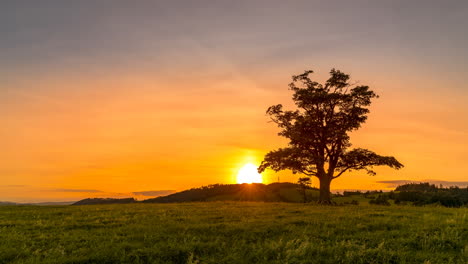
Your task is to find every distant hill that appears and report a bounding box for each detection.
[70,183,319,205]
[142,183,319,203]
[46,182,468,207]
[1,201,76,206]
[72,198,136,205]
[0,201,17,206]
[29,201,76,206]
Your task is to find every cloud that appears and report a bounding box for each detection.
[376,179,468,188]
[132,190,176,197]
[47,188,175,198]
[53,188,103,193]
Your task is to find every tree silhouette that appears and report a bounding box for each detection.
[258,69,403,203]
[297,177,311,203]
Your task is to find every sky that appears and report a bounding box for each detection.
[1,0,468,202]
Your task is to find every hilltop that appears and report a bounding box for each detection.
[72,183,318,205]
[143,182,318,203]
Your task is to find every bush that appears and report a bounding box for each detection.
[369,195,390,206]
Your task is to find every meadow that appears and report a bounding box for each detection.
[0,203,467,264]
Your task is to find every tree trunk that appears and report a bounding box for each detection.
[318,177,332,204]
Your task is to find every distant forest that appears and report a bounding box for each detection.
[394,183,467,207]
[341,183,468,207]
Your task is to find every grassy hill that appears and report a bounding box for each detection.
[143,183,319,203]
[71,183,320,205]
[73,198,136,206]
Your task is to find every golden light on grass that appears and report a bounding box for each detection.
[236,163,263,184]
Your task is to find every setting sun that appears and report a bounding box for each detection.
[236,163,263,184]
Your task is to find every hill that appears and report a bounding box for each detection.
[71,182,468,207]
[72,198,136,205]
[71,183,318,205]
[142,183,319,203]
[1,201,77,206]
[0,201,17,206]
[29,201,76,206]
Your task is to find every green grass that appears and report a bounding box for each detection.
[0,203,467,263]
[332,195,370,205]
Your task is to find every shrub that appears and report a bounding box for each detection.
[369,195,391,206]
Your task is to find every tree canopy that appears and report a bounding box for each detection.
[258,69,403,203]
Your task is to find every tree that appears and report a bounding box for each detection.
[297,177,311,203]
[258,69,403,203]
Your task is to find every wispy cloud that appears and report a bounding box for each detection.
[49,188,175,199]
[376,179,468,188]
[53,188,103,193]
[132,190,175,197]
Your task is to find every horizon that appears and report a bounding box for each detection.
[2,1,468,203]
[3,179,468,204]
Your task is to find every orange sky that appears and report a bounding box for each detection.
[1,1,468,202]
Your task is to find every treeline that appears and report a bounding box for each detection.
[343,183,468,207]
[394,183,468,207]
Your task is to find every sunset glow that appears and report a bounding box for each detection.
[237,164,263,184]
[1,2,468,203]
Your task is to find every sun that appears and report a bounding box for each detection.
[236,163,263,184]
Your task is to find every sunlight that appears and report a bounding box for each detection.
[236,163,263,184]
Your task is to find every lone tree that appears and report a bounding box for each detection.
[297,177,311,203]
[258,69,403,203]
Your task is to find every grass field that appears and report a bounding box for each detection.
[0,203,467,264]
